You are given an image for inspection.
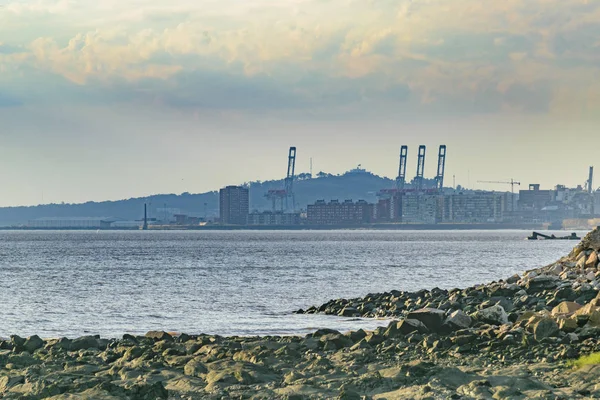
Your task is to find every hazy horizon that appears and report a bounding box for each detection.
[1,0,599,207]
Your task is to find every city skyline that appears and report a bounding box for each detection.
[1,0,599,206]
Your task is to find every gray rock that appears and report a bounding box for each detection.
[339,306,360,317]
[70,336,100,351]
[533,318,559,341]
[397,319,429,334]
[23,335,44,353]
[526,275,559,292]
[473,304,509,325]
[443,310,472,331]
[145,331,174,342]
[406,308,446,332]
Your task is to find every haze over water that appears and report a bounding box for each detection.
[0,230,583,338]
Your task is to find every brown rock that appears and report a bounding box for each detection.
[551,301,583,316]
[558,317,578,333]
[586,251,599,268]
[581,228,600,252]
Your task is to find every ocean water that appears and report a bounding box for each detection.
[0,229,585,338]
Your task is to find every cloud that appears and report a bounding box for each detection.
[0,0,598,116]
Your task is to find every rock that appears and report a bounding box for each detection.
[70,336,100,351]
[443,310,472,331]
[339,306,360,317]
[558,318,578,333]
[23,335,44,353]
[406,308,446,332]
[346,329,367,343]
[319,333,353,350]
[383,321,403,338]
[588,251,600,267]
[533,318,559,341]
[184,358,208,377]
[526,275,559,292]
[397,319,429,335]
[10,335,25,350]
[551,301,582,316]
[145,331,174,342]
[506,274,520,284]
[364,333,384,346]
[581,228,600,252]
[473,305,509,326]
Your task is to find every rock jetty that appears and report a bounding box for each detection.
[3,229,600,399]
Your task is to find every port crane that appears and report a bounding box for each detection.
[265,147,297,212]
[477,179,521,212]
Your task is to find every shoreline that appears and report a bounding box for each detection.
[2,230,600,398]
[0,223,551,231]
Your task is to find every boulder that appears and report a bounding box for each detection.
[319,333,353,350]
[184,359,208,377]
[23,335,44,353]
[406,308,446,332]
[443,310,472,331]
[397,319,429,335]
[526,275,559,292]
[551,301,583,316]
[70,336,100,351]
[145,331,174,342]
[587,251,599,268]
[533,318,559,341]
[473,305,509,325]
[339,306,360,317]
[558,318,578,333]
[581,228,600,252]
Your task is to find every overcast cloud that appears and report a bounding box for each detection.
[0,0,599,205]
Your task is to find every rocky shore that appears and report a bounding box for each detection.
[3,230,600,399]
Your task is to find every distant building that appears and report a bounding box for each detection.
[247,211,300,226]
[307,199,374,225]
[518,184,555,211]
[442,192,504,223]
[28,217,119,229]
[375,194,402,222]
[174,214,202,226]
[401,194,442,224]
[219,186,249,225]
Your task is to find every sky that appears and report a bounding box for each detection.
[1,0,599,206]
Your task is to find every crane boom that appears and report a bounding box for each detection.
[435,145,447,190]
[284,147,297,211]
[396,145,408,191]
[415,145,426,191]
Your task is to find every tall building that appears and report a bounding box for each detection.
[219,186,249,225]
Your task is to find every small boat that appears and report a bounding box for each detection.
[527,232,580,241]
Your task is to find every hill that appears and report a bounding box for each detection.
[0,169,429,226]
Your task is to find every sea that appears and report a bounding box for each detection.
[0,229,587,338]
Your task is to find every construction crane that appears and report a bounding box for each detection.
[414,145,426,191]
[395,145,408,191]
[265,147,297,212]
[435,145,447,191]
[477,179,521,213]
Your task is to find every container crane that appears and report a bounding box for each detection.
[477,179,521,212]
[414,145,426,191]
[435,145,447,191]
[265,147,297,212]
[396,146,408,191]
